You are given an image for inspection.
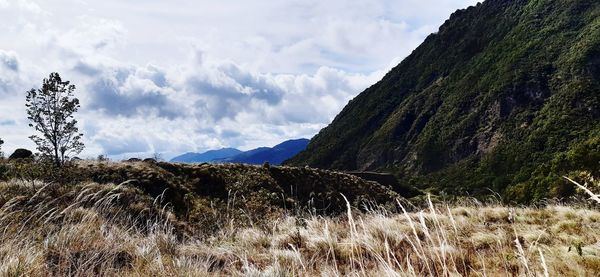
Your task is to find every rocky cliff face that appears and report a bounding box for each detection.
[289,0,600,202]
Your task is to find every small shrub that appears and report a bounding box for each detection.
[9,149,33,160]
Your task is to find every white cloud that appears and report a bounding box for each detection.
[0,50,19,71]
[55,16,126,55]
[76,52,380,156]
[0,0,479,158]
[14,0,44,15]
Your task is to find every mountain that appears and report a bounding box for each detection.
[170,148,242,163]
[221,139,310,165]
[289,0,600,202]
[171,139,309,165]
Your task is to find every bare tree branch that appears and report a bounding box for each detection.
[563,176,600,204]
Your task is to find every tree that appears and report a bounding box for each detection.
[0,138,4,158]
[26,73,84,166]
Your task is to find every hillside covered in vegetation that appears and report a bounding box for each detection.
[0,159,400,233]
[289,0,600,202]
[1,159,599,275]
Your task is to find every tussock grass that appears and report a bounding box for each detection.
[1,176,600,276]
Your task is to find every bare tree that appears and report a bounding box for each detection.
[26,73,84,166]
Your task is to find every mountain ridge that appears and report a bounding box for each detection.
[171,138,309,165]
[170,148,242,163]
[288,0,600,202]
[219,138,310,165]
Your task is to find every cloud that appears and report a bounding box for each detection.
[0,0,45,15]
[0,50,19,71]
[0,50,23,96]
[84,64,184,119]
[16,0,45,14]
[74,52,379,157]
[94,135,150,156]
[182,58,286,120]
[56,52,379,158]
[0,119,16,126]
[55,16,125,55]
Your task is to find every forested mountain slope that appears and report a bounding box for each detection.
[289,0,600,202]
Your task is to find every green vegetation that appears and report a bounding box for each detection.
[289,0,600,203]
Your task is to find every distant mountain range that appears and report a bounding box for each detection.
[170,148,242,163]
[171,139,309,165]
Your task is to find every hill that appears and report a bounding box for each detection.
[173,139,310,165]
[221,138,310,165]
[0,159,599,275]
[288,0,600,202]
[74,160,399,221]
[170,148,242,163]
[171,139,309,165]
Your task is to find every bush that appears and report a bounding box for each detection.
[9,148,33,160]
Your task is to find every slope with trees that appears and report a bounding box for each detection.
[289,0,600,202]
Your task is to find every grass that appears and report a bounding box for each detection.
[0,169,599,276]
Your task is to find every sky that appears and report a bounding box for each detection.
[0,0,479,159]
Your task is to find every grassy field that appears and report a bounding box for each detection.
[0,161,599,276]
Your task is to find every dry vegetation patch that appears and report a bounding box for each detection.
[0,162,599,275]
[0,177,599,276]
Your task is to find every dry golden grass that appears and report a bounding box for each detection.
[0,177,600,276]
